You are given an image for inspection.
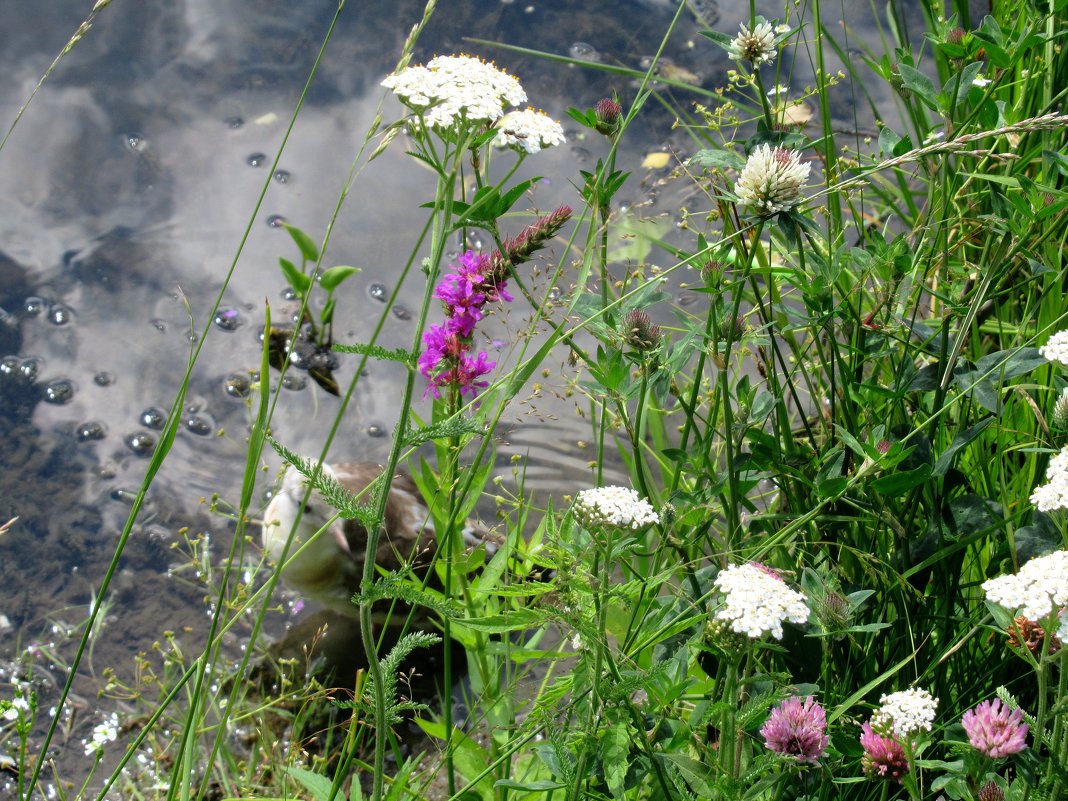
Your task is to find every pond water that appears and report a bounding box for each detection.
[0,0,934,790]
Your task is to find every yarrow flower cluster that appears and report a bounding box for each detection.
[573,486,659,530]
[728,20,778,68]
[495,108,566,154]
[982,549,1068,624]
[711,562,809,640]
[83,712,119,756]
[1029,448,1068,511]
[382,54,526,129]
[871,688,938,740]
[760,696,829,763]
[734,144,810,216]
[860,722,909,781]
[1039,329,1068,367]
[419,250,512,399]
[961,698,1029,758]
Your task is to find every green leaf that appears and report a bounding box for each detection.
[284,223,319,262]
[869,464,932,496]
[975,347,1045,380]
[688,148,745,172]
[453,609,544,632]
[946,61,984,108]
[601,724,630,801]
[933,417,993,476]
[287,766,333,801]
[493,780,567,792]
[320,265,360,291]
[279,257,311,297]
[898,64,939,110]
[321,297,336,327]
[658,752,713,796]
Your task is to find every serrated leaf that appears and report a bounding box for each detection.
[320,265,360,291]
[601,724,630,800]
[284,223,319,262]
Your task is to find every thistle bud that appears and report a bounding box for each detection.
[977,782,1004,801]
[702,260,724,288]
[594,98,623,136]
[946,27,965,46]
[624,309,661,351]
[1054,388,1068,429]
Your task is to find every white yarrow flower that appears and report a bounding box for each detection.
[712,562,809,640]
[872,688,938,739]
[382,54,526,129]
[573,486,659,530]
[734,144,810,216]
[1029,447,1068,512]
[727,21,777,68]
[983,549,1068,621]
[495,108,566,154]
[1039,330,1068,367]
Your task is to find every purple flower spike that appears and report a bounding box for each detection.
[962,699,1028,758]
[760,696,828,763]
[860,722,909,782]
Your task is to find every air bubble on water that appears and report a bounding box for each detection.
[18,357,41,383]
[280,286,297,301]
[368,283,389,302]
[569,42,599,62]
[187,331,199,344]
[225,116,244,130]
[524,5,535,12]
[266,214,288,228]
[110,488,138,504]
[44,379,76,404]
[307,350,338,372]
[48,304,73,326]
[392,305,412,322]
[93,371,115,387]
[125,432,156,456]
[224,372,252,398]
[547,286,561,301]
[366,423,386,438]
[246,152,267,167]
[140,407,166,430]
[150,318,167,333]
[76,421,107,442]
[122,132,146,153]
[281,374,307,391]
[273,170,291,184]
[617,201,631,214]
[23,297,45,316]
[213,308,245,332]
[0,356,18,378]
[678,292,698,308]
[185,415,213,436]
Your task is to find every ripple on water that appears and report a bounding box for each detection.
[225,116,244,130]
[568,42,600,62]
[93,371,116,387]
[76,421,107,442]
[281,373,307,391]
[392,305,412,322]
[125,431,156,456]
[43,379,76,404]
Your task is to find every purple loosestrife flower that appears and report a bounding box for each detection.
[961,699,1028,758]
[859,722,909,781]
[760,696,828,763]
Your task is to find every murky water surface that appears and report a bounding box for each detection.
[0,0,928,788]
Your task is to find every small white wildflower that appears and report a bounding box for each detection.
[766,84,789,97]
[734,144,810,216]
[83,712,119,756]
[775,24,791,34]
[495,108,566,154]
[728,21,777,68]
[872,688,938,739]
[972,75,991,88]
[712,562,809,640]
[382,54,526,129]
[573,486,659,530]
[1029,448,1068,512]
[983,549,1068,620]
[923,130,945,145]
[1039,330,1068,367]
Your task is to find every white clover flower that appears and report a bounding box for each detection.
[495,108,566,154]
[734,144,810,216]
[872,688,938,739]
[983,549,1068,620]
[1039,330,1068,367]
[83,712,119,756]
[573,486,659,530]
[382,54,526,129]
[712,562,810,640]
[1029,447,1068,512]
[727,21,777,68]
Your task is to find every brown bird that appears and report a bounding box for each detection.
[261,461,488,620]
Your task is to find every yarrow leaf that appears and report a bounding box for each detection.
[333,341,414,367]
